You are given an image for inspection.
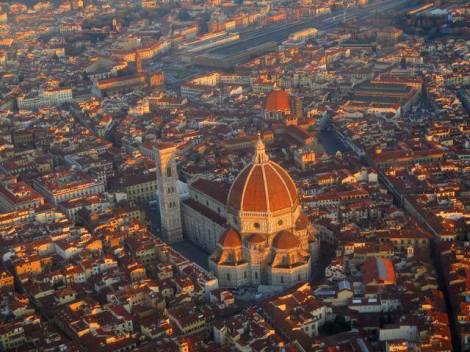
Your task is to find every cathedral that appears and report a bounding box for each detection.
[180,135,319,289]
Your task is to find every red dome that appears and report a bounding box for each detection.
[227,162,298,213]
[272,230,299,250]
[218,228,241,248]
[227,136,298,213]
[265,89,291,113]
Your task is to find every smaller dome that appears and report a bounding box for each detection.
[272,230,299,250]
[219,228,241,248]
[247,233,265,244]
[265,89,291,113]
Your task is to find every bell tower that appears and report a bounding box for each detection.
[155,143,183,244]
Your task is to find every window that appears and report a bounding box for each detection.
[253,222,260,230]
[166,167,172,177]
[244,272,247,279]
[278,219,283,226]
[298,274,301,281]
[280,276,284,283]
[255,272,258,279]
[226,273,230,281]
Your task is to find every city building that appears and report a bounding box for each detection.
[32,170,105,206]
[208,135,319,288]
[17,88,73,111]
[0,180,44,211]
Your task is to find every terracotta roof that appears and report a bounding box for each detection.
[191,178,229,204]
[248,233,265,243]
[219,228,242,248]
[265,89,291,112]
[361,257,396,285]
[227,162,298,213]
[182,198,226,226]
[227,138,298,214]
[272,230,299,250]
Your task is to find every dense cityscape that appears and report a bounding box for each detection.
[0,0,469,351]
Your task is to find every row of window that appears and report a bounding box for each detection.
[225,272,302,283]
[252,219,284,229]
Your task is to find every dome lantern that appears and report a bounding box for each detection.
[254,132,269,164]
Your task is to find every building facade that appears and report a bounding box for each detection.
[33,170,105,206]
[17,88,73,111]
[181,178,228,252]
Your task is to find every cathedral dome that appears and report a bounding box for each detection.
[265,89,291,113]
[218,228,242,248]
[272,230,299,250]
[227,135,298,214]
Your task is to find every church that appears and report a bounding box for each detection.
[180,135,319,289]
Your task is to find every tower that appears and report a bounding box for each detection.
[155,143,183,244]
[136,51,143,74]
